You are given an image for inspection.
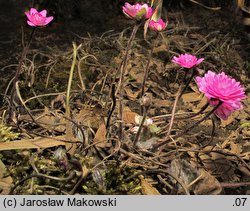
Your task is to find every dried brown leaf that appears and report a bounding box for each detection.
[0,160,6,178]
[123,110,138,124]
[0,178,12,195]
[0,160,12,195]
[153,44,168,54]
[140,177,161,195]
[124,87,140,100]
[199,148,235,180]
[193,169,222,195]
[0,136,66,151]
[220,111,239,127]
[230,142,242,155]
[75,109,103,129]
[153,99,172,107]
[93,123,108,147]
[182,92,202,103]
[170,159,222,195]
[129,69,144,83]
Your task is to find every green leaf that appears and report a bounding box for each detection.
[240,122,250,128]
[148,124,161,133]
[151,0,163,21]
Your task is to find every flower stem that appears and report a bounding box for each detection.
[140,34,158,114]
[166,68,195,136]
[153,101,222,151]
[117,23,140,141]
[8,27,36,122]
[133,106,150,147]
[180,68,196,96]
[166,83,183,136]
[175,102,209,120]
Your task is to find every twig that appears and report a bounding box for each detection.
[220,182,250,188]
[106,84,116,130]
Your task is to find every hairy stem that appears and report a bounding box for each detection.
[153,101,222,151]
[133,106,150,146]
[8,27,36,122]
[117,23,140,141]
[166,68,196,136]
[140,34,158,114]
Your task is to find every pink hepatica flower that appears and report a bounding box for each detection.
[172,53,204,69]
[122,3,153,20]
[149,19,166,31]
[25,8,53,27]
[196,71,246,120]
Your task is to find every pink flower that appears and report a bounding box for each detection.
[122,3,153,20]
[149,19,166,31]
[196,71,246,120]
[25,8,53,27]
[172,53,204,69]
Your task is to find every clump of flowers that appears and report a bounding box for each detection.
[149,19,166,31]
[122,3,153,20]
[196,71,246,120]
[25,8,54,27]
[172,53,204,69]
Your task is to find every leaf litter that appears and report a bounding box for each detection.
[0,1,250,195]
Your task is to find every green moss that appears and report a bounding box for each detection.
[0,124,19,142]
[82,162,141,194]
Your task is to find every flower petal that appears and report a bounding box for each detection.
[39,10,47,17]
[196,71,246,120]
[27,20,37,27]
[44,16,54,25]
[30,8,38,15]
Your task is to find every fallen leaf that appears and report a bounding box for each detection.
[93,123,108,147]
[0,136,66,151]
[153,99,172,107]
[170,159,222,195]
[195,95,208,110]
[182,92,202,103]
[0,179,12,195]
[128,71,144,83]
[124,87,140,100]
[153,43,168,54]
[199,147,235,180]
[0,160,12,195]
[75,108,103,129]
[140,177,161,195]
[220,111,239,127]
[123,110,138,124]
[0,160,6,178]
[230,142,242,155]
[193,168,222,195]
